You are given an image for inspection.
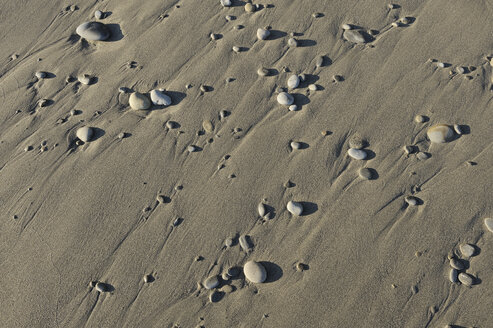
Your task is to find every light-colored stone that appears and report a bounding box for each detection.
[449,258,464,270]
[484,218,493,232]
[427,124,454,143]
[78,74,92,85]
[458,272,473,286]
[187,145,198,153]
[308,84,317,91]
[243,261,267,283]
[35,71,46,79]
[359,168,372,179]
[414,115,425,123]
[342,23,352,30]
[239,235,252,252]
[449,268,458,283]
[288,38,298,47]
[129,92,151,110]
[315,56,324,67]
[287,74,300,89]
[460,244,475,258]
[289,105,298,111]
[453,124,462,135]
[287,201,303,216]
[290,142,301,150]
[277,92,294,105]
[258,203,266,217]
[257,67,269,76]
[257,28,270,40]
[244,3,255,12]
[348,148,367,160]
[224,238,233,247]
[76,126,93,142]
[343,30,366,43]
[203,275,219,289]
[95,282,109,292]
[220,0,232,7]
[76,21,110,41]
[405,196,418,206]
[150,89,172,106]
[94,10,103,19]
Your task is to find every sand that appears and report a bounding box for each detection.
[1,0,493,327]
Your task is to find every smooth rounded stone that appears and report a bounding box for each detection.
[405,196,418,206]
[290,141,301,150]
[187,145,198,153]
[343,30,366,43]
[484,218,493,233]
[143,274,153,283]
[414,114,425,123]
[277,92,294,105]
[287,201,303,216]
[308,84,317,91]
[220,0,232,7]
[458,272,474,286]
[288,104,298,111]
[220,285,234,293]
[258,202,266,217]
[150,89,172,106]
[358,168,372,180]
[129,92,151,110]
[449,268,458,283]
[453,124,462,135]
[341,23,352,30]
[287,74,300,89]
[202,120,213,133]
[239,235,252,252]
[94,10,103,19]
[403,145,414,155]
[244,3,255,12]
[427,124,454,143]
[400,17,410,24]
[203,275,219,290]
[232,46,240,53]
[288,38,298,47]
[416,152,430,160]
[315,56,324,67]
[224,237,233,247]
[437,62,445,68]
[257,67,269,76]
[38,99,48,107]
[460,243,475,258]
[166,121,177,129]
[456,66,465,74]
[76,22,110,41]
[391,21,400,27]
[78,74,92,85]
[243,261,267,283]
[210,33,219,40]
[257,28,270,40]
[95,282,109,293]
[219,110,228,118]
[35,71,46,79]
[347,148,367,160]
[76,126,93,142]
[449,258,464,270]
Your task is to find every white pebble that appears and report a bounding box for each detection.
[239,235,252,252]
[76,21,110,41]
[76,126,93,142]
[287,74,300,89]
[95,282,109,292]
[308,84,317,91]
[258,203,266,217]
[341,23,352,30]
[458,272,473,286]
[437,62,445,68]
[484,218,493,233]
[449,268,458,283]
[343,30,366,43]
[414,115,425,123]
[449,258,464,270]
[358,168,372,180]
[257,67,269,76]
[405,196,418,206]
[460,244,475,258]
[257,28,270,40]
[288,104,298,111]
[232,46,240,53]
[220,0,232,7]
[277,92,294,105]
[203,275,219,289]
[453,124,462,135]
[290,142,301,150]
[187,145,198,153]
[94,10,103,19]
[243,261,267,283]
[347,148,367,160]
[287,201,303,216]
[427,124,454,143]
[35,71,46,79]
[224,238,233,247]
[78,74,92,85]
[288,38,298,47]
[129,92,151,110]
[150,89,172,106]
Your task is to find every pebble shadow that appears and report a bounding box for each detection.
[260,262,283,283]
[106,24,124,42]
[298,39,317,47]
[91,127,106,141]
[268,30,287,40]
[300,202,318,216]
[166,91,186,106]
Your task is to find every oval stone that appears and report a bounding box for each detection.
[150,89,172,106]
[458,272,473,286]
[76,22,110,41]
[460,243,475,258]
[95,282,109,292]
[277,92,294,105]
[239,235,252,252]
[348,148,367,160]
[243,261,267,283]
[257,28,270,40]
[427,124,454,143]
[449,268,458,283]
[343,30,366,43]
[287,74,300,89]
[484,218,493,233]
[203,275,219,289]
[287,201,303,216]
[359,168,372,179]
[129,92,151,110]
[76,126,93,142]
[449,258,463,270]
[258,202,266,217]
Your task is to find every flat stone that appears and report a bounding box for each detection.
[348,148,367,160]
[129,92,151,110]
[287,74,300,89]
[427,124,454,143]
[458,272,473,286]
[359,168,372,179]
[277,92,294,105]
[35,71,46,79]
[460,244,475,258]
[203,275,219,289]
[343,30,366,43]
[76,21,110,41]
[76,126,93,142]
[150,89,172,106]
[243,261,267,283]
[257,28,270,40]
[287,201,303,216]
[484,218,493,232]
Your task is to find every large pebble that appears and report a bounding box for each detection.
[460,244,475,258]
[239,235,252,252]
[258,202,266,217]
[220,0,232,7]
[203,275,219,289]
[76,22,111,41]
[94,10,103,19]
[287,201,303,216]
[449,268,458,283]
[150,89,172,106]
[343,30,366,43]
[458,272,474,286]
[348,148,367,160]
[287,74,300,89]
[427,124,454,143]
[129,92,151,110]
[277,92,294,105]
[257,28,270,40]
[243,261,267,283]
[449,258,463,270]
[484,218,493,232]
[76,126,93,142]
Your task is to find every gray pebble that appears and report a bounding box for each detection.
[76,21,111,41]
[358,168,372,179]
[239,235,252,252]
[203,275,219,289]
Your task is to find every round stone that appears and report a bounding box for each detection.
[224,238,233,247]
[342,23,352,30]
[243,261,267,283]
[244,3,255,12]
[220,0,232,7]
[129,92,151,110]
[257,28,270,40]
[203,275,219,289]
[288,38,298,47]
[290,142,301,150]
[257,67,269,76]
[76,126,93,142]
[358,168,372,179]
[308,84,317,91]
[414,115,425,123]
[405,196,418,206]
[94,10,103,19]
[287,201,303,216]
[449,258,464,270]
[484,218,493,232]
[343,30,366,43]
[458,272,473,286]
[239,235,252,252]
[277,92,294,105]
[289,105,298,111]
[95,282,109,292]
[348,148,367,160]
[459,243,475,257]
[78,74,92,85]
[427,124,454,143]
[35,71,46,79]
[150,89,172,106]
[287,74,300,89]
[76,22,110,41]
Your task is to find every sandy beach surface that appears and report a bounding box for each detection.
[1,0,493,327]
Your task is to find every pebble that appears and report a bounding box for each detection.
[296,262,307,272]
[288,104,298,111]
[76,22,111,41]
[166,121,177,129]
[129,92,151,110]
[388,3,397,9]
[221,272,230,281]
[347,148,367,160]
[308,84,317,91]
[427,124,454,143]
[258,202,266,217]
[257,28,270,40]
[460,244,475,258]
[288,38,298,47]
[150,89,172,106]
[239,235,252,252]
[78,74,92,85]
[210,33,219,40]
[203,275,219,289]
[484,218,493,233]
[400,17,410,24]
[257,67,269,76]
[290,141,301,150]
[38,99,48,107]
[220,285,234,293]
[416,152,430,160]
[414,115,425,123]
[144,274,153,283]
[232,46,240,53]
[287,201,303,216]
[187,145,198,153]
[315,56,324,67]
[405,196,418,206]
[76,126,93,142]
[359,168,372,179]
[24,145,33,152]
[343,30,366,43]
[456,66,465,74]
[94,10,103,19]
[209,290,222,302]
[95,282,109,293]
[225,15,234,21]
[341,23,352,30]
[202,120,214,133]
[403,145,414,155]
[449,258,464,270]
[453,124,462,135]
[333,75,343,82]
[35,71,46,79]
[391,22,400,27]
[220,0,232,7]
[458,272,473,286]
[243,261,267,283]
[228,267,240,277]
[449,268,458,283]
[224,237,233,247]
[277,92,294,105]
[244,3,255,12]
[437,62,445,68]
[287,74,300,89]
[220,110,228,118]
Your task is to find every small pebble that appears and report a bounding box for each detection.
[449,268,458,283]
[244,3,255,12]
[78,74,92,85]
[308,84,317,91]
[312,12,322,18]
[239,235,252,252]
[405,196,418,206]
[287,74,300,89]
[258,202,266,217]
[458,272,473,286]
[416,152,430,160]
[220,110,228,118]
[76,126,93,142]
[224,237,234,247]
[288,38,298,47]
[315,56,324,67]
[225,15,234,21]
[220,285,234,293]
[400,17,410,24]
[232,46,240,53]
[296,262,307,272]
[220,0,232,7]
[35,71,46,79]
[343,30,366,43]
[94,10,103,19]
[449,258,464,270]
[144,274,154,283]
[391,22,400,28]
[347,148,367,160]
[460,244,475,258]
[277,92,294,105]
[210,33,219,40]
[150,89,172,106]
[221,272,230,281]
[203,275,219,290]
[427,124,454,143]
[456,66,465,74]
[403,145,415,155]
[484,218,493,232]
[244,261,267,283]
[187,145,198,153]
[453,124,462,135]
[129,92,151,110]
[437,62,445,68]
[95,282,109,293]
[24,145,33,152]
[290,141,301,150]
[288,105,298,111]
[257,28,270,40]
[341,23,352,30]
[38,99,48,107]
[414,115,425,123]
[257,67,269,76]
[388,3,397,9]
[358,168,372,180]
[287,201,303,216]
